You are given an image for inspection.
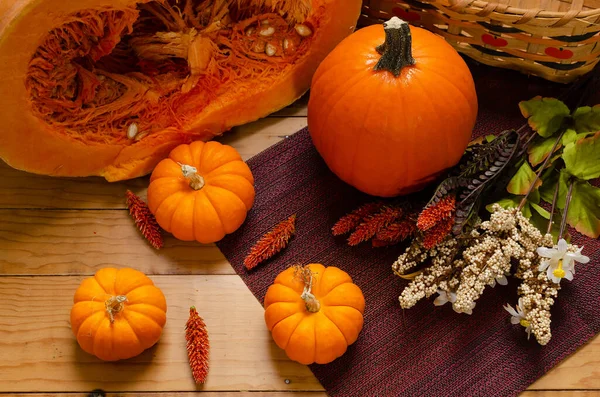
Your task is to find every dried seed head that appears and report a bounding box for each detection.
[127,123,139,139]
[259,26,275,37]
[295,24,312,37]
[265,43,277,57]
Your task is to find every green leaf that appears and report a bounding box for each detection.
[507,161,541,195]
[530,202,550,219]
[561,128,578,146]
[485,195,532,218]
[529,209,566,244]
[572,105,600,133]
[562,131,600,180]
[486,196,520,213]
[522,201,532,218]
[529,187,541,204]
[540,169,570,209]
[567,179,600,238]
[519,96,570,138]
[528,136,562,167]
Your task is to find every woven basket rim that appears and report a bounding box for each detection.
[447,0,600,18]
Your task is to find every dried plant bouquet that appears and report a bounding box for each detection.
[333,96,599,345]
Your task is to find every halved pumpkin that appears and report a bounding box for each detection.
[0,0,361,180]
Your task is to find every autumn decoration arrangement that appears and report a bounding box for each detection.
[308,17,478,197]
[0,0,362,181]
[3,0,592,386]
[334,95,598,345]
[264,264,365,364]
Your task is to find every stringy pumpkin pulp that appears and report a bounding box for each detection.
[0,0,361,180]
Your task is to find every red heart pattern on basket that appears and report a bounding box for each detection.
[481,34,508,47]
[545,47,574,60]
[392,7,420,22]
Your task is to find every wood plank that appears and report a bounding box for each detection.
[0,393,327,397]
[0,210,233,276]
[0,276,322,393]
[2,392,599,397]
[0,117,307,210]
[528,334,600,390]
[0,274,598,392]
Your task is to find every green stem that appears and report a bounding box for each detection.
[374,17,415,77]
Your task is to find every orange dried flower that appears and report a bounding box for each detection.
[348,206,403,246]
[186,306,210,384]
[244,214,296,270]
[417,194,456,232]
[373,219,417,247]
[422,216,454,249]
[332,202,384,236]
[125,190,163,249]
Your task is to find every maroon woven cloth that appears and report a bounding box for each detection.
[216,64,600,397]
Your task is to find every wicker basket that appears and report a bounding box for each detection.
[360,0,600,83]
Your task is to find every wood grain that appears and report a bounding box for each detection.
[2,392,599,397]
[6,393,599,397]
[0,276,321,393]
[0,117,307,210]
[0,210,233,276]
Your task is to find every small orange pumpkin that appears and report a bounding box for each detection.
[264,264,365,365]
[70,267,167,361]
[148,141,255,243]
[307,17,478,197]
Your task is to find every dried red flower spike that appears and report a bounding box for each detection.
[244,214,296,270]
[332,202,384,236]
[125,190,163,249]
[348,206,403,246]
[422,216,454,249]
[417,194,456,231]
[373,218,417,247]
[186,306,210,384]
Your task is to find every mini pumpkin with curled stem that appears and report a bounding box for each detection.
[264,264,365,365]
[70,267,167,361]
[147,140,255,243]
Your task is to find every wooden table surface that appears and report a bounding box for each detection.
[1,95,599,397]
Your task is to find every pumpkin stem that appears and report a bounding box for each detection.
[180,164,205,190]
[105,295,128,324]
[294,265,321,313]
[374,17,416,77]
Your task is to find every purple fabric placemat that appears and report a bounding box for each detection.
[216,63,600,397]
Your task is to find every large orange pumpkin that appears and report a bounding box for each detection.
[148,140,254,243]
[307,17,478,197]
[264,264,365,365]
[0,0,361,181]
[70,267,167,361]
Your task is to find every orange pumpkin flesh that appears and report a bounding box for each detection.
[308,17,478,197]
[148,140,254,243]
[264,264,365,365]
[0,0,361,181]
[70,267,167,361]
